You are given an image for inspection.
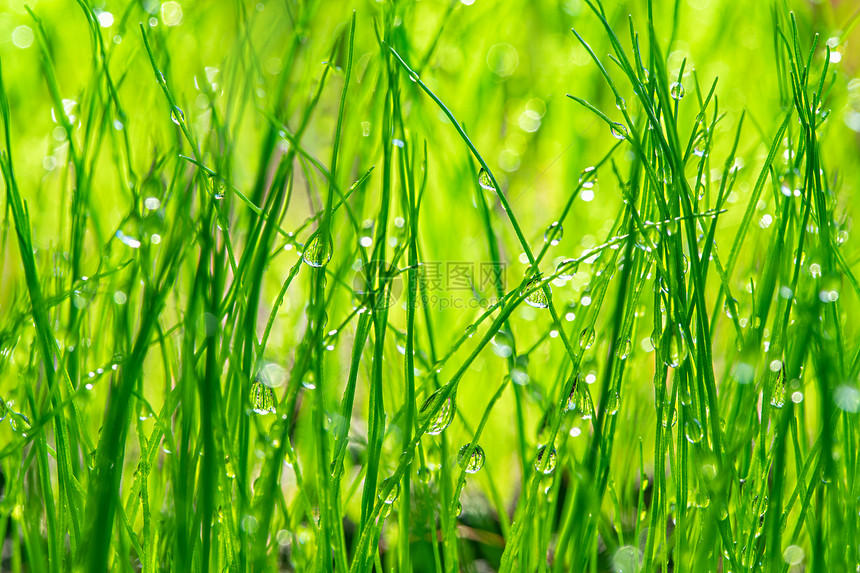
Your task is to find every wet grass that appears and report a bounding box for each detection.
[1,0,860,571]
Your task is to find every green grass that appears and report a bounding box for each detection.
[2,0,860,571]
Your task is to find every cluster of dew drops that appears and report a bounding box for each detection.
[240,103,725,517]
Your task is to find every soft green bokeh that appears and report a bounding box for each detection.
[1,0,859,571]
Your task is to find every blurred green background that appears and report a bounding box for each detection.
[2,0,860,571]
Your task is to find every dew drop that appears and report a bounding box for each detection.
[534,445,557,475]
[770,364,786,408]
[301,371,317,390]
[616,338,631,360]
[457,443,485,474]
[419,389,455,435]
[302,232,333,267]
[661,406,676,428]
[606,391,620,415]
[564,374,580,412]
[522,276,550,309]
[9,412,31,434]
[249,379,276,415]
[544,221,563,246]
[679,386,692,407]
[670,82,686,100]
[665,325,688,368]
[610,122,628,140]
[212,176,227,200]
[170,106,185,125]
[478,168,494,191]
[556,258,577,280]
[724,297,738,319]
[576,388,594,420]
[579,327,595,350]
[378,477,400,504]
[684,418,703,444]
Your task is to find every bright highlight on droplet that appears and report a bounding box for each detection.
[97,11,115,27]
[161,2,184,26]
[116,230,142,249]
[12,26,34,49]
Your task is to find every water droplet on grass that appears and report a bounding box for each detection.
[301,371,317,390]
[564,375,580,412]
[579,327,595,350]
[211,177,227,200]
[770,364,786,408]
[662,407,676,428]
[9,412,31,435]
[544,221,563,246]
[534,445,557,475]
[679,386,692,407]
[576,388,594,420]
[458,443,485,474]
[606,391,620,415]
[610,122,628,140]
[684,418,703,443]
[724,297,738,318]
[378,477,400,504]
[478,168,494,190]
[670,82,686,100]
[616,338,631,360]
[665,325,688,367]
[302,232,333,267]
[522,276,550,308]
[249,379,276,415]
[170,106,185,125]
[556,258,577,280]
[419,389,455,435]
